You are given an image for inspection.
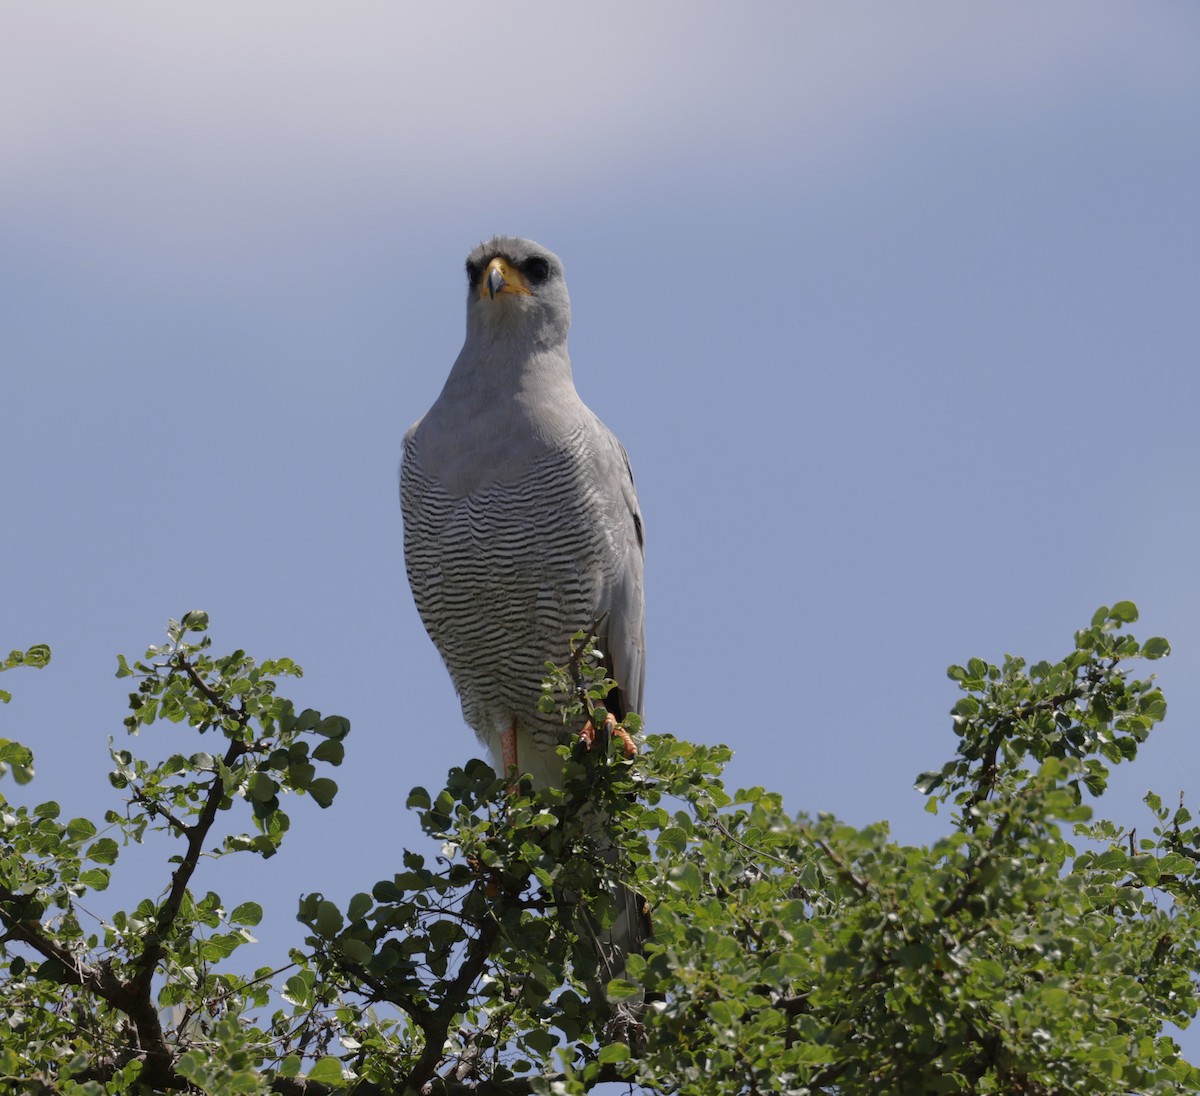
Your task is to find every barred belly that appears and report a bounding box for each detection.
[402,428,610,755]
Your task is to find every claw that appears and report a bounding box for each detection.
[579,711,638,758]
[612,724,638,759]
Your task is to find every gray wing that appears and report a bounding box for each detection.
[592,423,645,721]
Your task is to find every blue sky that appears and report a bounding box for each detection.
[4,0,1200,1064]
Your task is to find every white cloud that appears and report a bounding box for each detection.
[0,2,1194,275]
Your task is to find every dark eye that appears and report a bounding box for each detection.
[523,256,550,285]
[465,259,483,287]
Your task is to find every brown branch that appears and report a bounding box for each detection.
[133,734,248,970]
[177,651,246,726]
[962,684,1087,812]
[565,614,610,725]
[0,885,117,998]
[403,912,504,1090]
[129,788,191,837]
[708,816,804,874]
[0,885,183,1088]
[940,809,1014,921]
[269,1063,628,1096]
[115,654,252,1087]
[794,823,871,898]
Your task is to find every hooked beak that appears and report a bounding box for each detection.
[478,256,532,301]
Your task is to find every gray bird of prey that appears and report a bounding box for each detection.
[399,238,649,1026]
[400,236,646,790]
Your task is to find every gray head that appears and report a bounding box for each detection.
[464,237,572,350]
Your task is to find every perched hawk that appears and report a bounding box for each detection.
[400,236,645,789]
[399,238,649,1025]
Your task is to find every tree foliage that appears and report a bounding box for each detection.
[2,603,1199,1093]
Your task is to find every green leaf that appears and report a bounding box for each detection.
[282,972,315,1008]
[1110,600,1138,623]
[230,902,263,926]
[0,740,33,766]
[78,868,110,891]
[523,1029,560,1056]
[287,762,316,790]
[316,714,350,739]
[668,862,703,896]
[180,610,210,632]
[338,937,374,965]
[1142,636,1171,659]
[313,900,343,937]
[313,739,345,765]
[914,771,943,794]
[87,838,119,865]
[657,826,688,854]
[305,1057,343,1085]
[1131,855,1160,886]
[598,1042,631,1064]
[247,772,278,803]
[307,777,338,808]
[293,708,321,731]
[606,979,641,1001]
[1158,853,1195,876]
[66,817,97,843]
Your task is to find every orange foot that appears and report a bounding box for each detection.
[579,711,638,759]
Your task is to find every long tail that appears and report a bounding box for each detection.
[573,830,651,1048]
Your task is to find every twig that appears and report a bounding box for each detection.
[177,652,246,726]
[130,788,191,837]
[566,614,610,722]
[708,816,801,873]
[794,823,871,898]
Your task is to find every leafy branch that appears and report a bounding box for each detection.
[2,605,1198,1094]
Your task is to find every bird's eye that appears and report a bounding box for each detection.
[523,257,550,285]
[465,259,482,287]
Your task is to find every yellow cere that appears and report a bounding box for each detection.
[478,256,532,299]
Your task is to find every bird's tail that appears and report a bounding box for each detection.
[574,844,651,1049]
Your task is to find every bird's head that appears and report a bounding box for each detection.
[464,237,572,349]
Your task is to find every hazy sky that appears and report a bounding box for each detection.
[4,1,1199,1065]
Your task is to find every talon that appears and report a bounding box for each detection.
[612,725,638,759]
[467,854,501,897]
[579,710,616,750]
[579,711,638,759]
[578,718,601,750]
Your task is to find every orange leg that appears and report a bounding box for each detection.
[500,718,519,774]
[579,711,638,759]
[500,717,522,792]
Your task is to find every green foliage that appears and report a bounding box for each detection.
[0,642,51,706]
[1,643,49,783]
[0,613,347,1094]
[1,605,1198,1094]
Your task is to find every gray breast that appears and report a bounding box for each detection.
[402,421,619,752]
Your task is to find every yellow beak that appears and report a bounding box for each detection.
[480,257,532,300]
